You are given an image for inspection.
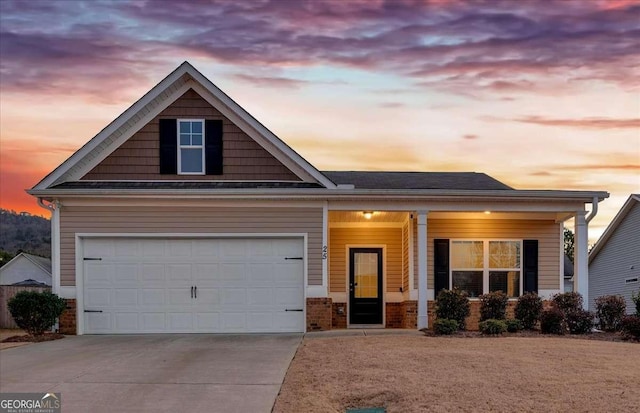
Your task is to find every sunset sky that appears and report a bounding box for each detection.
[0,0,638,244]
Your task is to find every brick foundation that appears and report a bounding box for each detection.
[306,297,332,331]
[402,300,417,329]
[332,302,347,329]
[385,302,404,328]
[59,299,76,335]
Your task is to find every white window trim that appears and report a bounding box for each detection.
[449,239,524,299]
[177,119,205,175]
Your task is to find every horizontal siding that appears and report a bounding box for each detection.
[60,206,322,287]
[402,220,410,294]
[329,227,403,294]
[413,219,561,291]
[589,202,640,313]
[82,89,300,181]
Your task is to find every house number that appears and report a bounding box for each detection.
[322,245,328,259]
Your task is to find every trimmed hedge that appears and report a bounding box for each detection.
[505,318,524,333]
[540,307,566,335]
[566,309,594,334]
[479,291,508,321]
[514,292,543,330]
[479,319,507,335]
[435,289,470,330]
[433,319,459,335]
[594,295,626,331]
[7,291,66,336]
[621,315,640,340]
[552,292,583,313]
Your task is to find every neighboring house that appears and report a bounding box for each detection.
[588,194,640,314]
[0,252,52,286]
[28,62,608,335]
[563,254,575,293]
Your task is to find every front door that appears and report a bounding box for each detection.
[349,248,383,325]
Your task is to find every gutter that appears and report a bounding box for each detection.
[585,196,599,224]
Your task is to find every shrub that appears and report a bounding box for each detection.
[7,291,66,336]
[540,307,566,335]
[505,318,524,332]
[479,319,507,335]
[515,292,543,330]
[552,292,583,313]
[632,291,640,316]
[594,295,626,331]
[620,315,640,340]
[479,291,508,321]
[435,289,470,330]
[565,309,594,334]
[433,319,459,335]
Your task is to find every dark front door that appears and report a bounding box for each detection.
[349,248,383,325]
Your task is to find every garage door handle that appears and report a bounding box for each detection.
[194,285,197,299]
[285,257,303,260]
[285,309,303,312]
[191,286,194,299]
[84,310,103,313]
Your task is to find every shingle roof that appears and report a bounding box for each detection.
[322,171,513,190]
[52,181,324,190]
[22,253,52,274]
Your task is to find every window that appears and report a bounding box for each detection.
[178,119,205,174]
[451,240,522,298]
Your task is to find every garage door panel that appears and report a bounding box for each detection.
[83,237,304,334]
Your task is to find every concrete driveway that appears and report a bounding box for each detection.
[0,334,301,413]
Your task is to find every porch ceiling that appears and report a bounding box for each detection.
[329,211,408,223]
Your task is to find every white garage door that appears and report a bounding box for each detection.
[82,237,305,334]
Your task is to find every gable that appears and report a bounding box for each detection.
[0,255,52,286]
[82,89,300,181]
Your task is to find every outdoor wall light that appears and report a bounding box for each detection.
[363,211,374,219]
[484,210,491,215]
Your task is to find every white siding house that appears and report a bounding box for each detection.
[0,253,52,286]
[589,195,640,314]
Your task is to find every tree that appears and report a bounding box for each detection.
[564,228,574,262]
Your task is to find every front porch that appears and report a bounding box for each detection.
[306,204,592,331]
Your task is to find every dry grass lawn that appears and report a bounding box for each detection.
[274,335,640,413]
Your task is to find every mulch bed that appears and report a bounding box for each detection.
[1,333,65,343]
[421,329,637,342]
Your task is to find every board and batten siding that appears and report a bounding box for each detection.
[329,227,403,294]
[82,89,300,181]
[589,202,640,313]
[402,220,410,295]
[413,219,561,291]
[59,206,322,287]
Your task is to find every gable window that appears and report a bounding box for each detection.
[451,240,522,298]
[178,119,205,174]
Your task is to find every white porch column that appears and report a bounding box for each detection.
[574,211,589,309]
[417,211,428,329]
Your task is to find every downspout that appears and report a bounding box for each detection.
[36,198,60,296]
[585,196,599,223]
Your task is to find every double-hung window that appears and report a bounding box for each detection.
[178,119,205,174]
[451,240,522,298]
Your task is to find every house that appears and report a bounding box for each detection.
[0,252,52,286]
[28,62,608,335]
[588,194,640,314]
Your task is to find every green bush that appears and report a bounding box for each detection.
[631,291,640,317]
[7,291,66,336]
[479,319,507,335]
[479,291,508,321]
[514,292,543,330]
[435,289,470,330]
[540,307,566,335]
[552,292,583,313]
[565,309,594,334]
[594,295,626,331]
[433,319,459,335]
[620,315,640,340]
[505,318,524,332]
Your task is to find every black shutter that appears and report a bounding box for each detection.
[159,119,177,174]
[205,120,223,175]
[523,240,538,294]
[434,239,450,294]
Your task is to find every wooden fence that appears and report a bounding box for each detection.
[0,285,51,329]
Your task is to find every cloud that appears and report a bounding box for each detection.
[554,164,640,171]
[513,116,640,129]
[379,102,405,108]
[232,74,311,89]
[462,134,478,140]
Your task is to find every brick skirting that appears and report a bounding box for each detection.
[306,297,332,331]
[59,299,76,335]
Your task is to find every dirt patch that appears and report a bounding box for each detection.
[274,335,640,413]
[1,333,64,343]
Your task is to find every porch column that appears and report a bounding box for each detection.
[417,211,428,329]
[574,211,589,309]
